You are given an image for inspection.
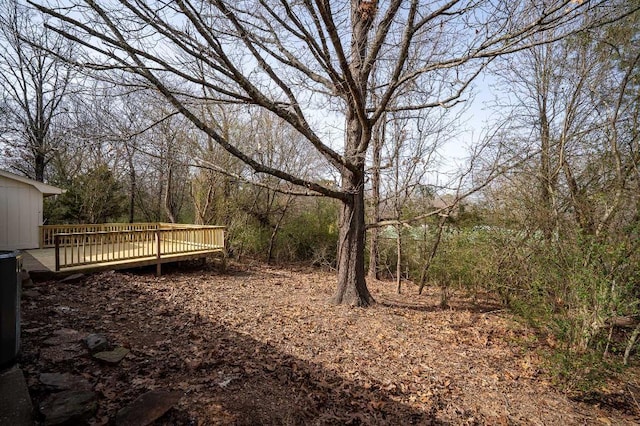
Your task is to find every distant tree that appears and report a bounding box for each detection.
[491,4,640,240]
[0,0,75,182]
[49,164,127,224]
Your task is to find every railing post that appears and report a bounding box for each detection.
[156,230,161,276]
[54,234,60,272]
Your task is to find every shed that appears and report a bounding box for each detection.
[0,170,63,250]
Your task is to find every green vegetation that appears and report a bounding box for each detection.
[45,164,127,224]
[228,198,339,266]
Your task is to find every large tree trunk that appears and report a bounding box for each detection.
[332,171,374,306]
[332,107,374,307]
[332,1,376,306]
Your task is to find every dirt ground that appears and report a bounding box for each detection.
[18,261,640,425]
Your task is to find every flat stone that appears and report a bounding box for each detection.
[43,329,84,346]
[84,334,108,353]
[39,390,96,425]
[40,373,92,391]
[40,344,85,363]
[93,347,129,364]
[0,366,33,426]
[116,390,182,426]
[59,273,85,283]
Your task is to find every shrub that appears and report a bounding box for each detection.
[275,199,338,266]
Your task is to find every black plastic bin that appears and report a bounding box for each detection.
[0,250,21,367]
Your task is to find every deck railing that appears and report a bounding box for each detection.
[42,223,225,272]
[40,223,160,248]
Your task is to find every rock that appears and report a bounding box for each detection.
[59,273,85,283]
[115,390,182,426]
[40,373,92,391]
[39,390,96,425]
[93,347,129,364]
[43,329,84,346]
[84,334,108,353]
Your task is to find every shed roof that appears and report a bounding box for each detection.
[0,169,64,196]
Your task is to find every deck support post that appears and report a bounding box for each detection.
[156,231,161,276]
[54,235,60,272]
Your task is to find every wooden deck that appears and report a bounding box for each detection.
[22,223,225,276]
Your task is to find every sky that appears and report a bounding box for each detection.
[442,74,497,168]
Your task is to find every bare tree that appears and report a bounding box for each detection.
[491,6,640,241]
[189,106,241,227]
[374,110,446,293]
[0,0,76,182]
[32,0,635,305]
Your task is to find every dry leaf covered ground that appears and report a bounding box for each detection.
[19,262,640,425]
